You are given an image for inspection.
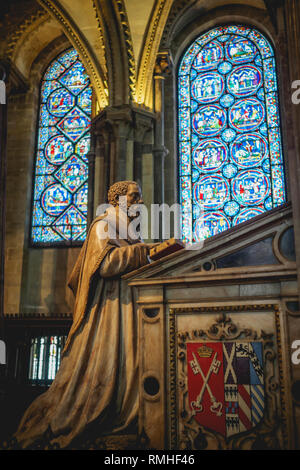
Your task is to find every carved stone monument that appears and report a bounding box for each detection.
[13,181,155,449]
[126,205,295,450]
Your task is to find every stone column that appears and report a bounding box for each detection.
[134,112,154,242]
[284,0,300,300]
[134,111,154,188]
[153,52,172,207]
[94,130,109,210]
[87,123,112,224]
[93,106,134,188]
[0,60,27,321]
[0,65,7,327]
[92,105,154,199]
[92,112,114,218]
[284,0,300,449]
[106,106,133,183]
[152,53,172,241]
[87,135,96,227]
[0,60,27,380]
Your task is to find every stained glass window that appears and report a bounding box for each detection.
[28,335,67,385]
[178,25,286,243]
[31,48,92,245]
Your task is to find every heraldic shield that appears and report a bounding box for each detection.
[187,341,264,438]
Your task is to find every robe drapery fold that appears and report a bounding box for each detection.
[14,215,149,449]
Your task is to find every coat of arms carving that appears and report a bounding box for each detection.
[187,340,264,438]
[169,308,288,450]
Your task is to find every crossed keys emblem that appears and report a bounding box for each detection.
[190,351,223,417]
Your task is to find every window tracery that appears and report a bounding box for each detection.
[31,48,92,245]
[178,26,286,243]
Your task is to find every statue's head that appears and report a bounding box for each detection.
[107,181,143,208]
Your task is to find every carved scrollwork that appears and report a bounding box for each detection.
[177,313,261,344]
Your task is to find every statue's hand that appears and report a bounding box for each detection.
[135,243,154,265]
[137,243,152,254]
[147,242,161,249]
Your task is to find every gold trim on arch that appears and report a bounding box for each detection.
[91,0,108,77]
[114,0,137,101]
[136,0,173,108]
[37,0,108,109]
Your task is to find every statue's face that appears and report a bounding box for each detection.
[126,184,143,207]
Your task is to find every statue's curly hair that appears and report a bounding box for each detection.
[107,180,138,207]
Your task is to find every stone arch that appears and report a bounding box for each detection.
[30,35,73,91]
[94,0,133,106]
[9,13,63,80]
[37,0,108,109]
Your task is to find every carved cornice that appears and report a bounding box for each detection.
[4,313,72,320]
[91,0,107,77]
[160,0,195,49]
[93,103,155,140]
[94,0,129,107]
[136,0,173,108]
[169,304,279,316]
[114,0,136,101]
[3,313,72,336]
[5,8,48,60]
[176,311,276,342]
[37,0,108,109]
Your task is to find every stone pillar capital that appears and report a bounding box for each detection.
[134,111,154,142]
[154,51,173,80]
[94,104,155,141]
[94,105,133,140]
[152,145,169,160]
[87,149,96,163]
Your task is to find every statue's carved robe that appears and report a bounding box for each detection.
[15,214,149,449]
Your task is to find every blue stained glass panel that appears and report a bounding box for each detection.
[178,25,286,243]
[44,61,65,80]
[31,48,92,245]
[54,155,88,193]
[59,61,89,95]
[57,49,78,68]
[40,80,61,101]
[74,183,88,213]
[75,136,90,163]
[47,88,75,117]
[39,105,59,126]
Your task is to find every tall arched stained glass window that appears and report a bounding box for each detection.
[31,48,92,245]
[178,25,287,244]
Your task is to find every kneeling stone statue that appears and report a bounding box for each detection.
[14,181,155,449]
